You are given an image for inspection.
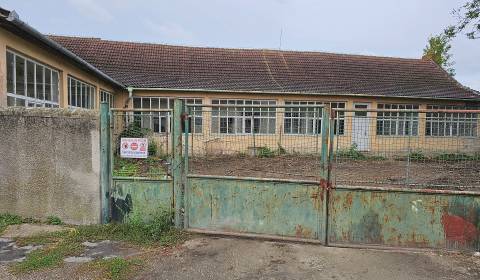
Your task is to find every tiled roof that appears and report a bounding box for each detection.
[49,35,480,100]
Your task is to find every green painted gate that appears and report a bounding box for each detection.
[102,101,480,251]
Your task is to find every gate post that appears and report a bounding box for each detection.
[100,102,111,224]
[172,99,186,228]
[320,105,332,245]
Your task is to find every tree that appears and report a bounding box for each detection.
[444,0,479,39]
[423,35,455,76]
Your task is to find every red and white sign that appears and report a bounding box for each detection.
[120,138,148,158]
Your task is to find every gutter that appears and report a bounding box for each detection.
[4,10,124,89]
[127,87,480,102]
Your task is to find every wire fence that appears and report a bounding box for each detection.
[332,109,480,189]
[109,105,480,190]
[111,110,172,179]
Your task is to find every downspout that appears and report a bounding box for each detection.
[124,86,133,108]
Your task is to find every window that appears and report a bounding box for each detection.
[132,97,203,133]
[376,104,419,136]
[185,98,203,133]
[100,90,114,108]
[6,50,60,107]
[426,105,477,137]
[211,99,276,134]
[284,101,345,135]
[68,76,96,109]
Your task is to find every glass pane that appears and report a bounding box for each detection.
[16,56,25,96]
[6,52,14,93]
[52,72,59,103]
[36,65,44,100]
[81,84,87,108]
[44,68,51,101]
[133,98,141,108]
[26,61,35,98]
[7,96,15,106]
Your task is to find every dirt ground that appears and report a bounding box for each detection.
[2,237,479,280]
[189,155,480,189]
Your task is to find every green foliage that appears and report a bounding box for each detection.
[336,144,367,160]
[12,237,83,273]
[90,257,143,280]
[113,158,139,177]
[408,150,427,161]
[11,208,183,273]
[148,139,158,156]
[119,122,149,139]
[444,0,479,39]
[257,146,275,158]
[423,34,455,76]
[433,153,480,161]
[46,216,63,225]
[0,213,23,234]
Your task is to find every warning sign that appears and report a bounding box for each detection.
[120,138,148,158]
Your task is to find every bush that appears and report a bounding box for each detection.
[0,213,23,233]
[408,150,427,161]
[46,216,63,225]
[336,144,366,160]
[257,146,275,158]
[148,139,158,156]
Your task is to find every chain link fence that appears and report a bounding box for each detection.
[111,109,172,179]
[185,104,329,180]
[331,109,480,190]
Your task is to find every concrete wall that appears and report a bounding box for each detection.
[0,107,101,224]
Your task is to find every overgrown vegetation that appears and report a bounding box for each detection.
[113,157,167,178]
[11,208,186,274]
[46,216,63,225]
[257,146,276,158]
[89,257,143,280]
[0,213,23,234]
[408,150,427,161]
[336,144,367,160]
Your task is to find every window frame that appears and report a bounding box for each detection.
[211,99,277,135]
[132,97,203,134]
[376,103,419,136]
[67,76,97,109]
[6,50,60,108]
[425,105,478,137]
[283,101,346,135]
[100,89,114,108]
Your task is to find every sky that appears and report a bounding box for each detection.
[1,0,479,90]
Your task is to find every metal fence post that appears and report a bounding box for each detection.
[172,99,185,228]
[183,103,190,229]
[320,105,331,245]
[100,102,111,224]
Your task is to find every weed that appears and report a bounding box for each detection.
[257,146,275,158]
[433,153,480,161]
[12,238,83,273]
[113,159,139,177]
[408,150,427,161]
[0,213,23,234]
[46,216,63,225]
[336,144,366,160]
[90,257,143,280]
[148,139,158,156]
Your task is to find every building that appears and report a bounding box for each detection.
[1,7,479,155]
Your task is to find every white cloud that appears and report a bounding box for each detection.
[142,18,194,43]
[67,0,114,23]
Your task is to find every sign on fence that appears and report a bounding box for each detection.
[120,138,148,158]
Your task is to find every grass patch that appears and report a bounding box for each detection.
[0,213,23,234]
[336,144,367,160]
[90,257,143,280]
[10,208,185,274]
[12,237,83,273]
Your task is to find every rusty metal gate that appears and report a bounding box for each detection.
[102,101,480,251]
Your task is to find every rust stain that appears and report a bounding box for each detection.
[441,213,479,245]
[295,224,313,238]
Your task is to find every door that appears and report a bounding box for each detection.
[352,103,370,151]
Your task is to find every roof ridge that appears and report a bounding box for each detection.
[47,34,425,62]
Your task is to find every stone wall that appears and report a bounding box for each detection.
[0,108,101,224]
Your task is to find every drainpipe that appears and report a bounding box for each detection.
[124,86,133,108]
